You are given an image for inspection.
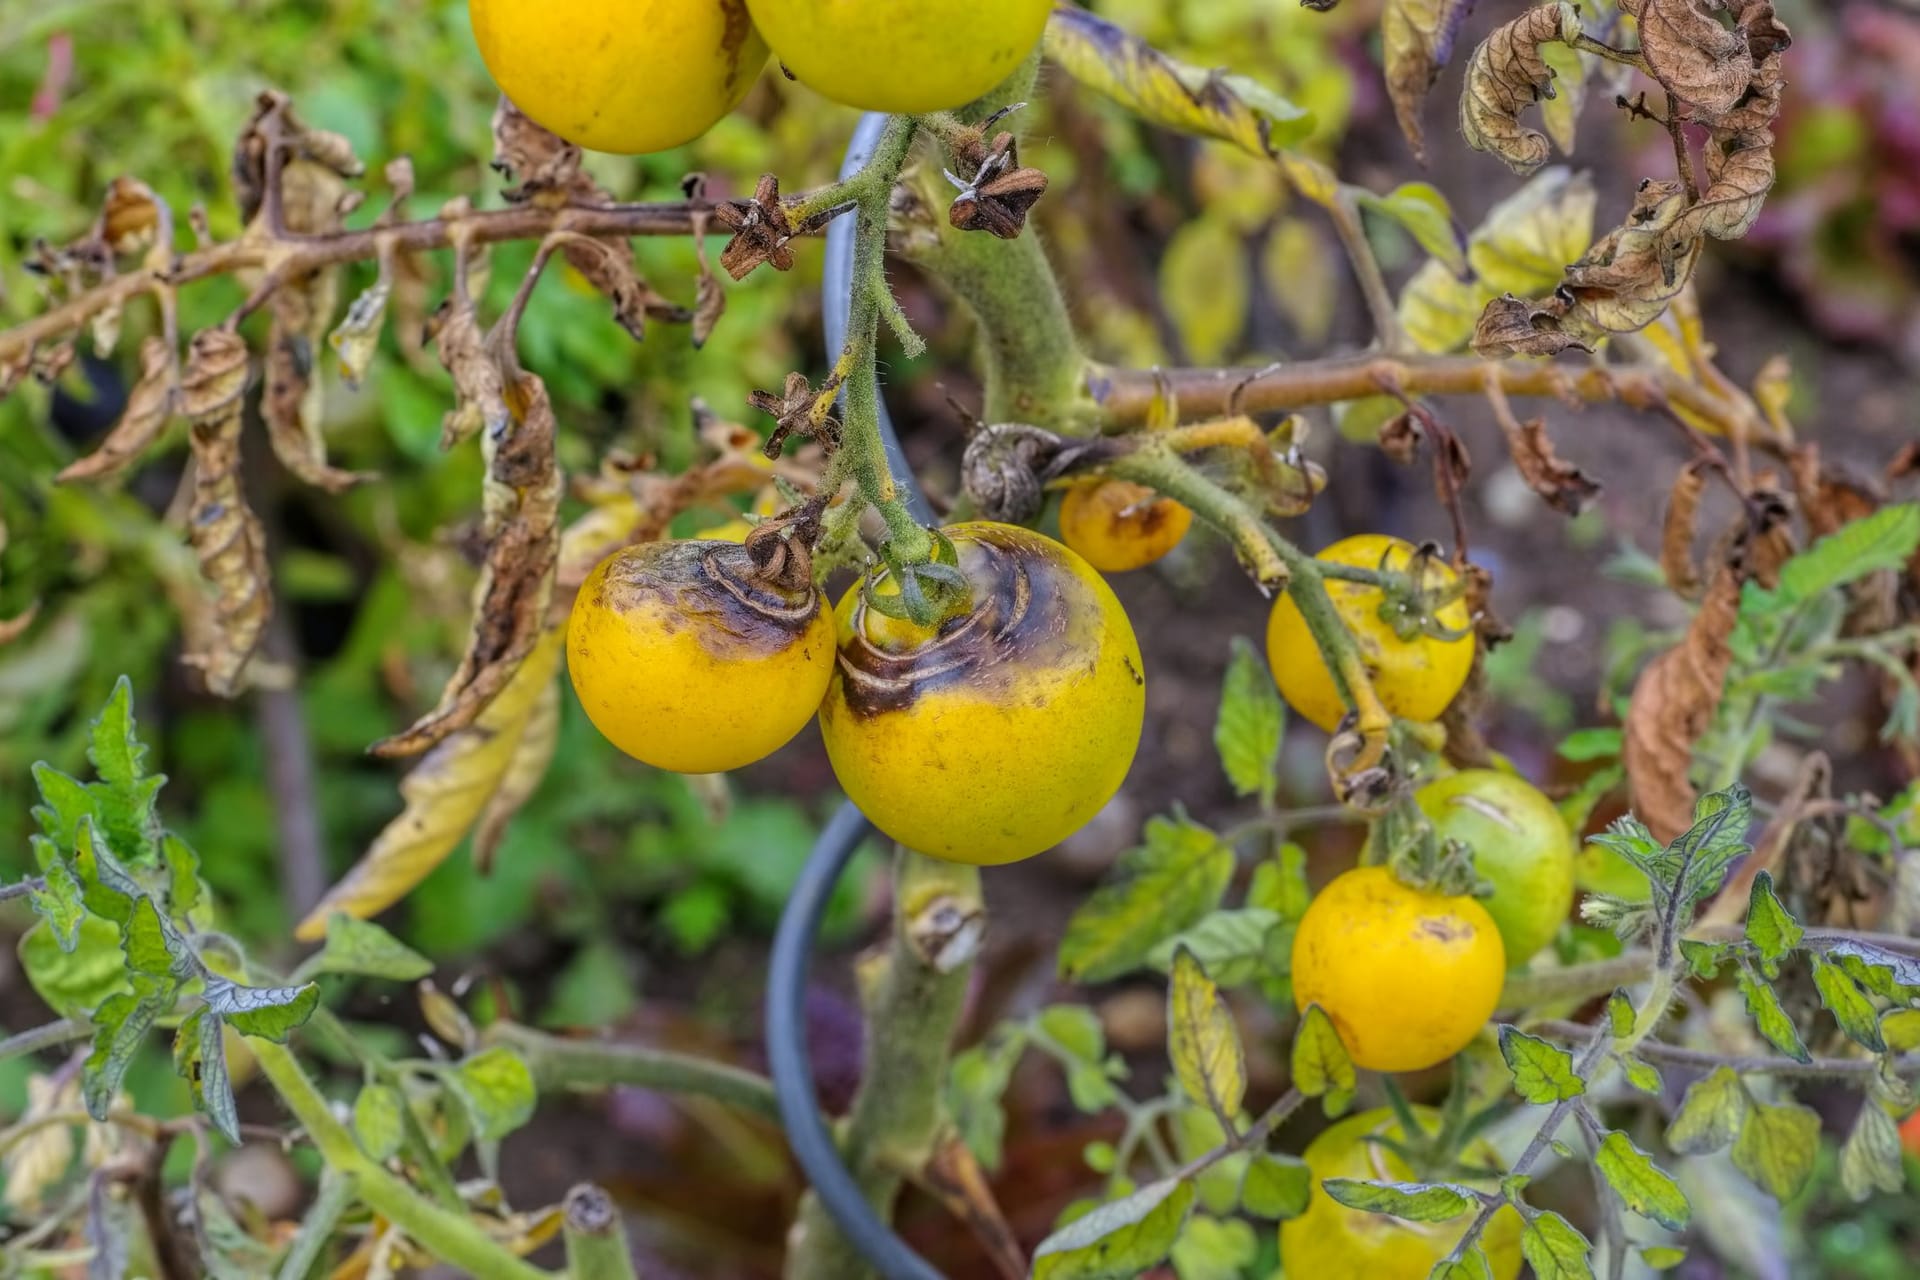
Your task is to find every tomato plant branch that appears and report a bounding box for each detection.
[0,1016,91,1063]
[562,1184,640,1280]
[248,1036,549,1280]
[788,850,984,1280]
[1329,187,1407,352]
[481,1020,781,1121]
[1531,1020,1920,1081]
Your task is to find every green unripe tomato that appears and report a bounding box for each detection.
[1417,769,1577,968]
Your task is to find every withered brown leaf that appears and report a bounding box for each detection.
[1459,2,1580,175]
[1501,416,1600,515]
[1561,179,1701,334]
[556,233,691,342]
[490,96,608,206]
[1624,562,1738,841]
[57,335,176,483]
[1470,291,1587,358]
[1659,455,1710,598]
[370,369,561,758]
[427,292,509,451]
[264,275,369,493]
[1382,0,1476,163]
[179,328,272,698]
[1635,0,1754,116]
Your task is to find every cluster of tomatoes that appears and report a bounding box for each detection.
[469,0,1058,155]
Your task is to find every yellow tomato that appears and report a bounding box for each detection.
[566,539,832,772]
[470,0,769,154]
[1266,533,1474,732]
[818,522,1145,865]
[1416,769,1576,968]
[1281,1107,1524,1280]
[1291,866,1504,1072]
[743,0,1052,113]
[1058,478,1193,573]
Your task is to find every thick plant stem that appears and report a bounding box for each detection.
[905,226,1090,430]
[250,1037,547,1280]
[484,1020,780,1121]
[563,1184,639,1280]
[786,850,985,1280]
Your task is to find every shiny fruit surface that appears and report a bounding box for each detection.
[1281,1107,1523,1280]
[1291,865,1505,1072]
[470,0,768,154]
[818,522,1145,865]
[1417,769,1577,967]
[1266,533,1474,732]
[566,539,831,772]
[742,0,1052,113]
[1058,478,1193,573]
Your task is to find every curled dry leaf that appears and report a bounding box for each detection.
[1502,417,1600,515]
[327,271,391,390]
[556,233,691,342]
[1625,563,1738,841]
[231,91,364,227]
[1563,179,1701,333]
[1382,0,1475,162]
[265,275,369,493]
[1470,292,1587,358]
[58,335,176,483]
[370,369,560,758]
[490,96,608,207]
[427,288,509,450]
[1632,0,1753,116]
[1459,2,1581,175]
[690,208,725,349]
[179,328,272,698]
[296,629,564,938]
[97,176,163,257]
[1660,456,1711,598]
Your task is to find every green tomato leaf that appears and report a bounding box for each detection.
[28,861,87,953]
[1397,259,1490,354]
[1032,1175,1196,1280]
[1498,1025,1585,1103]
[1431,1249,1498,1280]
[1214,637,1284,806]
[1291,1004,1355,1118]
[1731,1098,1821,1202]
[1605,989,1634,1038]
[1520,1208,1596,1280]
[1320,1178,1477,1222]
[1594,1131,1690,1230]
[948,1031,1026,1173]
[123,895,191,980]
[1679,939,1727,980]
[82,678,164,867]
[1556,727,1622,764]
[447,1046,537,1141]
[1169,1214,1257,1280]
[1667,785,1754,914]
[1036,1005,1107,1065]
[1774,505,1920,606]
[1665,1066,1750,1155]
[161,834,213,931]
[1617,1054,1662,1095]
[353,1082,407,1161]
[174,1009,240,1145]
[1168,947,1247,1126]
[29,763,94,852]
[303,913,435,982]
[1824,938,1920,994]
[1811,955,1886,1052]
[1737,966,1810,1063]
[1239,1152,1310,1220]
[86,676,146,790]
[1060,816,1235,982]
[1361,183,1468,274]
[1639,1245,1687,1271]
[1880,1007,1920,1052]
[19,913,132,1019]
[73,820,139,924]
[1247,843,1310,923]
[1743,872,1802,975]
[205,975,320,1043]
[83,976,175,1120]
[1838,1101,1904,1201]
[1146,909,1282,988]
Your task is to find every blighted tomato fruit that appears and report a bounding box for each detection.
[818,522,1146,865]
[567,538,832,773]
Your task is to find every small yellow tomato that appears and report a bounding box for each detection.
[1266,533,1474,732]
[1281,1107,1523,1280]
[1417,769,1576,967]
[566,539,832,772]
[470,0,769,154]
[818,522,1145,865]
[1058,478,1194,573]
[1291,865,1504,1072]
[743,0,1052,113]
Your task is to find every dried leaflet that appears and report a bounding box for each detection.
[1382,0,1476,162]
[1630,0,1753,116]
[179,329,272,697]
[491,96,608,207]
[1624,563,1739,841]
[554,233,690,342]
[58,335,175,482]
[370,369,560,758]
[426,256,508,450]
[296,629,564,939]
[1459,2,1580,175]
[265,275,368,492]
[1660,456,1710,598]
[1503,417,1600,514]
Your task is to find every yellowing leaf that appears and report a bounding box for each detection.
[1044,7,1314,161]
[1262,218,1339,348]
[1468,167,1597,297]
[1291,1004,1355,1117]
[4,1075,76,1214]
[1538,39,1588,156]
[473,673,560,872]
[1161,215,1249,364]
[295,626,564,939]
[1381,0,1476,162]
[1399,259,1492,354]
[1731,1098,1820,1202]
[1169,947,1247,1126]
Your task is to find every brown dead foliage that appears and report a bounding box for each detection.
[1624,562,1739,842]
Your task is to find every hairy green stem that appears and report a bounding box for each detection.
[787,850,984,1280]
[1533,1020,1920,1081]
[0,1017,90,1062]
[250,1037,547,1280]
[275,1167,355,1280]
[483,1020,780,1121]
[562,1184,639,1280]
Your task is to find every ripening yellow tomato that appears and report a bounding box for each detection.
[1267,533,1475,732]
[743,0,1052,113]
[818,522,1145,865]
[1058,478,1193,573]
[1291,866,1505,1072]
[566,539,832,772]
[1282,1107,1524,1280]
[470,0,769,154]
